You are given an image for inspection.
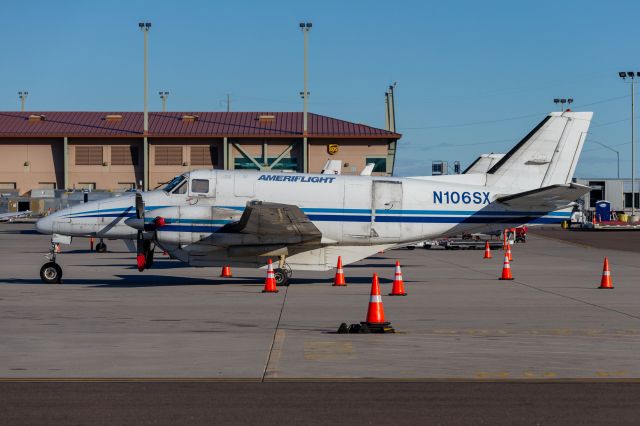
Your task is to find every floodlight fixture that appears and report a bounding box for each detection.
[628,71,635,78]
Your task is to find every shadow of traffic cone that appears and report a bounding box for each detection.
[483,241,492,259]
[599,257,614,289]
[499,254,514,280]
[333,256,346,286]
[506,242,513,261]
[220,265,232,278]
[262,259,279,293]
[389,261,407,296]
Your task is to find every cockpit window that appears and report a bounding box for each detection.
[191,179,209,194]
[173,180,188,194]
[163,175,186,193]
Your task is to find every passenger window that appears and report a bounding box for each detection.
[191,179,209,194]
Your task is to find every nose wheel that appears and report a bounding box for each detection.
[40,262,62,284]
[40,241,63,284]
[274,257,293,286]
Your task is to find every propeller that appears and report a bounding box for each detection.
[130,193,166,272]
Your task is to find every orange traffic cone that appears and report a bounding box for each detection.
[483,241,492,259]
[262,259,279,293]
[389,261,407,296]
[220,265,232,278]
[90,237,94,251]
[506,242,513,261]
[599,257,614,289]
[366,273,386,323]
[499,254,514,280]
[333,256,346,286]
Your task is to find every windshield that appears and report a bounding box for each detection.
[162,175,186,193]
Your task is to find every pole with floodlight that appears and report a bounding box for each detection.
[619,71,639,218]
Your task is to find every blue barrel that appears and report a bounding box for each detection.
[595,200,611,222]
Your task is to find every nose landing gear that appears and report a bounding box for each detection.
[40,241,62,284]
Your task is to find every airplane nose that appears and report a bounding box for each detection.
[36,215,54,234]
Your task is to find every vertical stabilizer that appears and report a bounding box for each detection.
[486,112,592,191]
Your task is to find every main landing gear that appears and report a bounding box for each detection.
[274,255,293,286]
[40,241,62,284]
[95,238,107,253]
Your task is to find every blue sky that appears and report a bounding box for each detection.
[1,0,638,178]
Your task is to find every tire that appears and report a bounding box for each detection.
[274,268,289,286]
[40,262,62,284]
[95,242,107,253]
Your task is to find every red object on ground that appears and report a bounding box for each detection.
[599,257,614,289]
[483,241,492,259]
[220,265,232,278]
[262,259,278,293]
[366,273,386,323]
[499,255,514,281]
[389,261,407,296]
[90,237,94,251]
[333,256,346,286]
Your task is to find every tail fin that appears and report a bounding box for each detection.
[486,111,592,191]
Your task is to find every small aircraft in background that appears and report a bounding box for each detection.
[35,111,592,285]
[0,210,31,222]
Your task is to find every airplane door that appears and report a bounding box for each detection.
[372,181,402,239]
[343,181,371,242]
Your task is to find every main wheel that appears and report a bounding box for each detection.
[274,268,289,286]
[95,242,107,253]
[40,262,62,284]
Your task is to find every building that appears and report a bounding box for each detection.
[574,178,640,212]
[0,111,400,195]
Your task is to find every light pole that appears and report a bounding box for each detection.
[139,22,151,132]
[159,91,169,112]
[18,91,28,112]
[553,98,573,112]
[139,22,151,191]
[592,140,620,179]
[619,71,640,217]
[299,22,312,172]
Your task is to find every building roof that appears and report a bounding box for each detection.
[0,111,400,139]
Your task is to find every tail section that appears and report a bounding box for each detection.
[486,111,592,191]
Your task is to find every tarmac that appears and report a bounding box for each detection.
[1,222,640,381]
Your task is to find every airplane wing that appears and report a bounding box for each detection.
[496,183,590,211]
[218,201,322,246]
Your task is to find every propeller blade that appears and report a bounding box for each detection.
[135,192,145,220]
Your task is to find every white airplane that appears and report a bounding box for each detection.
[0,210,31,222]
[35,111,592,285]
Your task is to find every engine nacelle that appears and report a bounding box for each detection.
[154,205,241,246]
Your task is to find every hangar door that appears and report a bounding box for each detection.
[372,181,402,239]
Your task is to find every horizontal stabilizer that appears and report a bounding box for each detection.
[496,183,591,211]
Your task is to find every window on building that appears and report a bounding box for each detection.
[0,182,16,189]
[624,193,639,209]
[155,146,183,166]
[118,182,136,190]
[234,156,298,171]
[191,179,209,194]
[37,182,56,189]
[365,157,387,173]
[111,146,139,166]
[190,146,218,167]
[75,146,103,165]
[78,182,96,191]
